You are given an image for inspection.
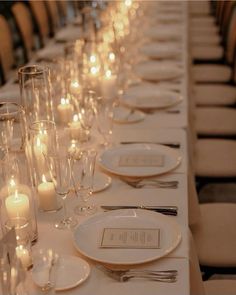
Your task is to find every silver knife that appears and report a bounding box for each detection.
[120,141,180,149]
[101,206,178,216]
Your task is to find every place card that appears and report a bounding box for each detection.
[119,154,164,167]
[100,228,160,249]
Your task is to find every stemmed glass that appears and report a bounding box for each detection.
[46,153,77,230]
[95,98,114,147]
[78,89,96,141]
[71,149,97,215]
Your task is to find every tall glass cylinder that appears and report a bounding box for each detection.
[28,120,60,212]
[18,65,54,126]
[0,153,38,244]
[0,102,27,154]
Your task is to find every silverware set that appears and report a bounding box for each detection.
[101,205,178,216]
[96,265,178,282]
[122,178,179,189]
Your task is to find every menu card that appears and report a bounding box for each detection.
[100,228,160,249]
[119,154,164,167]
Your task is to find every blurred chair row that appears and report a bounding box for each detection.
[0,0,82,85]
[188,2,236,294]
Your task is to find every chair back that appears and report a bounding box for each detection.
[45,0,60,35]
[11,2,35,62]
[0,15,15,81]
[225,7,236,65]
[29,0,50,47]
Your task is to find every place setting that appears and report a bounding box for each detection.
[133,60,184,83]
[120,83,183,111]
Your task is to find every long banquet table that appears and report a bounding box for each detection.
[1,1,193,294]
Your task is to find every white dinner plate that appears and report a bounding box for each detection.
[139,42,181,59]
[98,144,182,178]
[113,106,146,123]
[93,171,112,193]
[120,85,183,110]
[145,26,182,41]
[73,209,182,265]
[32,255,90,291]
[133,61,183,82]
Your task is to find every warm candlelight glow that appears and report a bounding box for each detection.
[109,52,116,62]
[90,55,97,63]
[90,66,99,75]
[73,114,79,122]
[38,174,57,211]
[71,80,80,88]
[57,97,73,124]
[125,0,132,7]
[9,178,16,188]
[105,70,112,79]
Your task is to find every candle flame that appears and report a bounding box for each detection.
[42,174,47,183]
[61,98,70,105]
[125,0,132,7]
[90,55,96,63]
[109,52,115,61]
[105,70,112,78]
[90,66,99,75]
[71,80,80,88]
[9,178,16,188]
[73,114,79,122]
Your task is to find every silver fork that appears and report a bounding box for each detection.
[123,178,178,189]
[96,265,178,282]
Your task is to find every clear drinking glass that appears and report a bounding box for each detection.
[46,153,77,230]
[95,98,113,147]
[31,248,58,294]
[18,65,54,126]
[0,102,27,154]
[71,149,97,215]
[78,89,96,141]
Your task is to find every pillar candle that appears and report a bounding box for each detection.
[57,98,73,124]
[101,70,117,99]
[37,175,57,211]
[5,191,30,221]
[15,245,32,269]
[69,114,81,140]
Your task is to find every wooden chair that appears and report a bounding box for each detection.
[29,0,50,47]
[0,14,15,82]
[44,0,61,36]
[11,2,35,62]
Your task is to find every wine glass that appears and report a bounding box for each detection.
[71,149,97,215]
[78,89,96,141]
[95,98,114,147]
[46,153,77,230]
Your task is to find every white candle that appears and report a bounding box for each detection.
[101,70,117,100]
[57,98,73,124]
[5,190,30,221]
[37,128,48,145]
[38,175,57,211]
[69,114,81,140]
[15,245,32,269]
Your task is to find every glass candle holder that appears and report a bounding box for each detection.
[0,102,27,154]
[18,65,54,127]
[28,120,60,212]
[0,153,38,244]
